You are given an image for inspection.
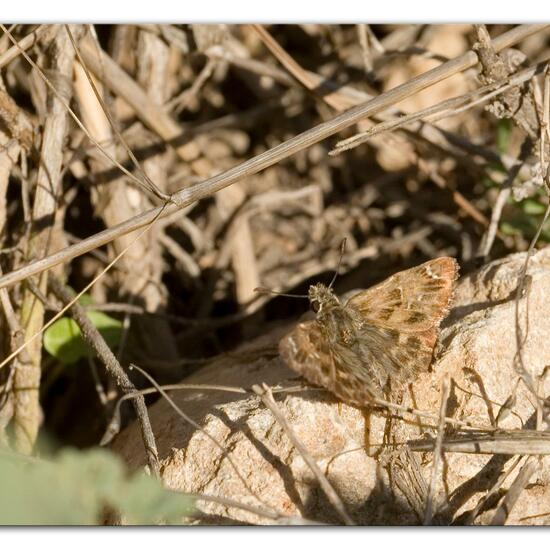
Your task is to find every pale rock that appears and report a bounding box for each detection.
[113,249,550,525]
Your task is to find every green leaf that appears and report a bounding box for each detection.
[521,198,546,216]
[77,293,94,307]
[501,208,550,242]
[496,119,512,154]
[500,221,522,236]
[0,448,194,525]
[109,471,195,525]
[44,310,122,364]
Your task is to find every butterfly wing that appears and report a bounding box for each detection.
[345,256,458,375]
[347,257,458,332]
[279,257,458,405]
[279,319,383,405]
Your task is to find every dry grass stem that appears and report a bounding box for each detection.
[1,23,550,525]
[409,429,550,455]
[0,24,545,292]
[331,59,549,155]
[252,382,355,525]
[48,276,161,477]
[490,457,540,525]
[129,364,277,514]
[423,375,450,525]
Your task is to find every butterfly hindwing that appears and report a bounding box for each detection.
[279,319,381,404]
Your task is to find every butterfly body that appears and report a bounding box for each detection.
[280,257,459,406]
[308,283,361,347]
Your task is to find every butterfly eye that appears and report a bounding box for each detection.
[311,300,320,313]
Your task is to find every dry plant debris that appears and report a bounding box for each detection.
[0,23,550,525]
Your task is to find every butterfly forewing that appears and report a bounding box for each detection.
[346,257,458,334]
[279,257,458,406]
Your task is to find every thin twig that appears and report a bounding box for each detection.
[370,394,492,432]
[128,364,277,515]
[331,59,548,155]
[0,24,545,291]
[187,491,323,525]
[461,455,524,525]
[0,24,52,69]
[0,204,168,371]
[357,24,373,74]
[0,24,167,203]
[65,25,169,201]
[409,429,550,455]
[252,24,354,111]
[48,275,160,478]
[13,24,80,454]
[166,57,217,113]
[101,381,308,445]
[158,233,201,277]
[252,382,354,525]
[477,138,534,260]
[489,456,540,525]
[0,267,31,365]
[423,375,450,525]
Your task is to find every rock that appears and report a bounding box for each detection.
[112,249,550,525]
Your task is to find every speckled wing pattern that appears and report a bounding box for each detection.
[279,257,459,406]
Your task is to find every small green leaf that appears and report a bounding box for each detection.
[496,119,512,153]
[109,471,195,525]
[481,176,498,189]
[77,293,94,307]
[521,198,546,215]
[501,205,550,242]
[44,310,122,364]
[500,221,522,236]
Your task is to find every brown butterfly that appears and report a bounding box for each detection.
[279,257,458,406]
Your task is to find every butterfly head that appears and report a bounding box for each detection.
[308,283,340,315]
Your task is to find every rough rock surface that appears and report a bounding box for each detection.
[112,249,550,525]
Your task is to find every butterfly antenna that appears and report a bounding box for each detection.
[328,238,347,289]
[254,287,309,299]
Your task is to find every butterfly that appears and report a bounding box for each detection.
[279,257,459,406]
